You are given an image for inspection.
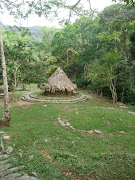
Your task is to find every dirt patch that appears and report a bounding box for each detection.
[54,120,59,127]
[16,104,32,109]
[104,120,115,124]
[98,134,106,138]
[61,166,88,180]
[60,107,71,111]
[41,149,54,161]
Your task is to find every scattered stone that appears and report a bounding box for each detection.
[0,163,11,172]
[0,159,8,166]
[0,137,4,152]
[119,131,125,134]
[104,120,115,124]
[66,172,72,176]
[18,175,37,180]
[116,102,126,106]
[43,105,47,107]
[94,130,102,134]
[44,139,48,143]
[94,106,114,109]
[34,141,38,147]
[6,146,13,154]
[58,117,103,136]
[0,131,5,134]
[80,130,85,132]
[18,152,23,159]
[65,122,71,127]
[106,107,114,109]
[128,111,135,115]
[31,172,37,177]
[0,154,9,160]
[119,106,128,109]
[88,130,94,134]
[28,155,34,160]
[71,141,75,144]
[3,135,10,140]
[76,112,79,114]
[1,172,21,179]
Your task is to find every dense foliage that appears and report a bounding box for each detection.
[1,3,135,104]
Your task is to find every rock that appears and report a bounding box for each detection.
[0,154,9,160]
[18,152,23,159]
[31,172,37,177]
[116,102,126,106]
[44,139,48,143]
[6,146,13,154]
[88,130,94,134]
[3,135,10,140]
[43,105,47,107]
[104,120,115,124]
[94,130,102,134]
[106,107,114,109]
[65,122,71,127]
[119,106,128,109]
[71,141,75,144]
[28,155,34,160]
[119,131,125,134]
[128,111,135,115]
[0,137,4,152]
[0,131,5,134]
[76,112,79,115]
[66,172,72,176]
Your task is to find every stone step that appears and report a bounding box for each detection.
[0,159,8,166]
[21,92,88,104]
[1,172,22,180]
[0,166,24,177]
[0,163,12,172]
[0,154,9,160]
[17,175,37,180]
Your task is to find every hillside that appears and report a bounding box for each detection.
[3,24,43,41]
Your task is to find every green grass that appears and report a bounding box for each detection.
[0,92,135,179]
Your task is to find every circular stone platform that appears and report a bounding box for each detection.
[21,92,88,104]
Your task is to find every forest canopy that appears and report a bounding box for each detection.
[0,1,135,105]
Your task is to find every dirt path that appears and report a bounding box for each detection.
[0,98,33,108]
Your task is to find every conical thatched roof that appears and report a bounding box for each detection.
[46,67,77,93]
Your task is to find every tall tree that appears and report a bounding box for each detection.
[0,24,11,126]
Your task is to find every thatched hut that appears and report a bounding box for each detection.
[41,67,77,94]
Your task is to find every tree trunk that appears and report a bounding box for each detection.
[0,24,11,127]
[121,87,125,103]
[67,49,69,64]
[10,65,20,101]
[109,78,117,104]
[10,71,17,102]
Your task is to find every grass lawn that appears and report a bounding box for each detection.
[0,90,135,179]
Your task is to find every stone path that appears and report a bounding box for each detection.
[21,92,88,104]
[0,132,38,180]
[57,117,102,135]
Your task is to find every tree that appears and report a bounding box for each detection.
[0,25,11,126]
[87,50,122,104]
[0,0,86,127]
[113,0,135,6]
